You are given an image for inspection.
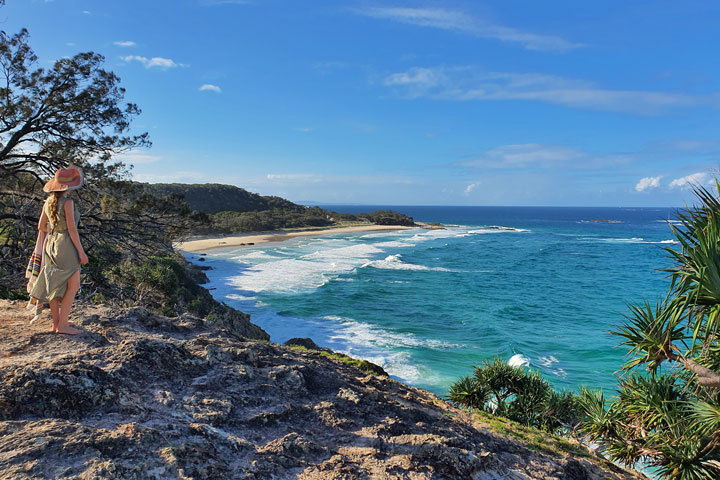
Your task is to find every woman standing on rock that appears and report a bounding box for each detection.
[29,166,88,334]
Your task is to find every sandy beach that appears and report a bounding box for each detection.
[175,224,420,253]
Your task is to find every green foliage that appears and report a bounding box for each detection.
[108,254,215,317]
[209,207,332,233]
[471,410,592,459]
[285,343,388,376]
[579,182,720,480]
[448,357,582,435]
[332,209,415,226]
[0,286,29,301]
[142,183,414,234]
[143,183,283,214]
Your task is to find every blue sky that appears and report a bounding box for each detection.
[7,0,720,206]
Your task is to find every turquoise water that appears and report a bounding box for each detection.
[191,206,677,396]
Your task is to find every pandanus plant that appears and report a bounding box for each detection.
[580,182,720,480]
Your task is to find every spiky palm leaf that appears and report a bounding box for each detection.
[614,299,686,372]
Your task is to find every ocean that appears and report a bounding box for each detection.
[189,206,678,397]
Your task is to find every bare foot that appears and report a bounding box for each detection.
[56,325,82,335]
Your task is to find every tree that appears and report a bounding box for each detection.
[0,28,148,181]
[0,27,196,292]
[580,183,720,480]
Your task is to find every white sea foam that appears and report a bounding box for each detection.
[322,315,464,350]
[468,226,530,234]
[409,229,465,242]
[508,353,531,367]
[598,237,679,245]
[374,240,416,248]
[225,293,256,301]
[362,254,453,272]
[538,355,559,367]
[226,244,384,293]
[232,250,277,260]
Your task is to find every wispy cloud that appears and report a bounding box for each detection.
[122,55,187,69]
[82,10,91,15]
[199,84,222,93]
[464,183,478,195]
[382,67,719,115]
[116,152,162,165]
[460,143,630,170]
[635,176,661,192]
[354,7,583,52]
[294,127,314,132]
[669,172,711,189]
[266,173,421,186]
[114,41,136,47]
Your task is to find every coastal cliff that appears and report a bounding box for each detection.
[0,300,645,480]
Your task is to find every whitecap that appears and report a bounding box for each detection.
[508,354,530,368]
[374,240,416,248]
[322,315,465,350]
[597,237,679,245]
[225,293,256,301]
[468,226,530,234]
[232,250,277,260]
[538,355,559,367]
[362,254,453,272]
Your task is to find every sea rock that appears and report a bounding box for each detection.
[0,300,646,479]
[285,337,329,351]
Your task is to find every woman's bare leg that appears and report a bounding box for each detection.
[56,271,81,335]
[49,298,60,332]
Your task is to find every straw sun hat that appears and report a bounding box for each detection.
[43,165,84,193]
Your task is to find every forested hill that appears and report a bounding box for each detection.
[143,183,300,214]
[142,182,415,233]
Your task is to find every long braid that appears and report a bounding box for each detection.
[47,191,63,226]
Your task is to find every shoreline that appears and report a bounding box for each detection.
[175,224,427,253]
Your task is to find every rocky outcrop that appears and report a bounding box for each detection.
[0,300,645,479]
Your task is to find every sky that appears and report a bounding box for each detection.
[5,0,720,206]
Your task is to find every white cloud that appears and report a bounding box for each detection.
[460,143,632,170]
[114,41,136,47]
[82,10,91,15]
[66,42,76,47]
[635,176,661,192]
[464,183,478,195]
[294,127,313,132]
[354,7,583,52]
[199,84,222,93]
[267,173,324,183]
[266,173,421,186]
[122,55,187,69]
[116,152,162,165]
[381,67,718,115]
[133,171,214,183]
[384,67,444,87]
[669,172,711,189]
[465,144,584,169]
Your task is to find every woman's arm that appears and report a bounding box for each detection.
[64,199,88,265]
[37,204,48,233]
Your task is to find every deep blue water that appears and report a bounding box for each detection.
[191,206,678,396]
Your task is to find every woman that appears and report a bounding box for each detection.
[30,166,89,334]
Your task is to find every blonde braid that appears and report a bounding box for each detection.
[47,191,63,227]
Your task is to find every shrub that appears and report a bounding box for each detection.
[448,357,581,435]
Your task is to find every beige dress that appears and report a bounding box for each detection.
[29,197,81,302]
